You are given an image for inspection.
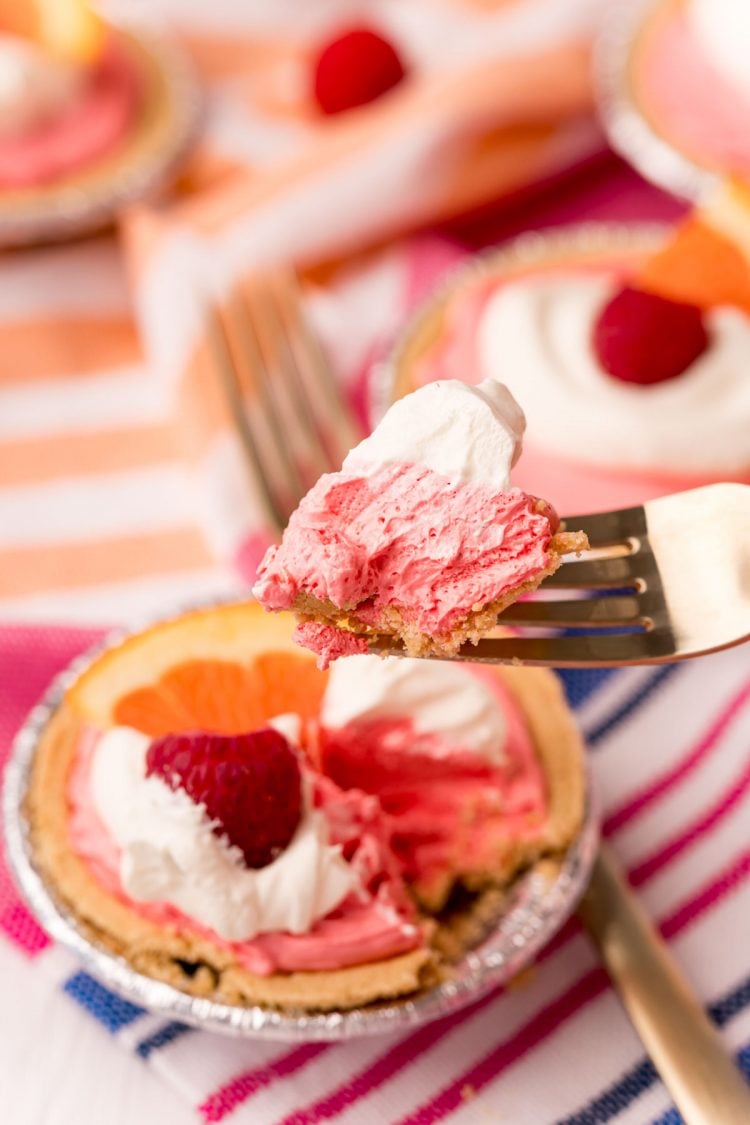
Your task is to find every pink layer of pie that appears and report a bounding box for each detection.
[0,38,141,189]
[67,733,421,976]
[633,5,750,177]
[320,668,547,902]
[254,463,557,635]
[410,264,750,514]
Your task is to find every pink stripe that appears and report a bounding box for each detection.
[662,850,750,940]
[395,849,750,1125]
[603,679,750,835]
[200,679,750,1121]
[198,1044,330,1123]
[0,624,105,951]
[629,760,750,888]
[0,902,49,955]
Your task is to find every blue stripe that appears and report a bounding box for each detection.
[136,1020,194,1059]
[63,971,144,1032]
[587,664,680,747]
[557,668,618,711]
[557,972,750,1125]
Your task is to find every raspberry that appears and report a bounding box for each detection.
[313,27,406,116]
[593,285,709,386]
[146,729,302,869]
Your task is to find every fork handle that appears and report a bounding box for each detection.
[578,844,750,1125]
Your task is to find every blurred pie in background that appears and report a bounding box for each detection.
[628,0,750,182]
[0,0,142,189]
[386,194,750,515]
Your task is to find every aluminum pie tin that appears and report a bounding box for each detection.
[372,221,667,425]
[0,21,201,247]
[594,0,718,202]
[3,606,598,1041]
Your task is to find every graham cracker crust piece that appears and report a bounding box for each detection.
[25,662,585,1014]
[290,529,589,658]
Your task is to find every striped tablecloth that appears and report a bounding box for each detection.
[2,1,749,1121]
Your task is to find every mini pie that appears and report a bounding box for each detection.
[384,213,750,518]
[0,1,143,191]
[25,602,585,1013]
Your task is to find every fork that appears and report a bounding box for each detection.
[206,268,362,535]
[206,293,750,1120]
[371,483,750,667]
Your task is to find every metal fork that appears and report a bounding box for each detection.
[206,269,362,534]
[371,483,750,666]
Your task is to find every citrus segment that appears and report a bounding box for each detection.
[637,218,750,313]
[68,603,315,730]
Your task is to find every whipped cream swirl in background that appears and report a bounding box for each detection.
[478,274,750,475]
[345,378,525,489]
[321,655,507,764]
[90,722,357,942]
[0,35,83,138]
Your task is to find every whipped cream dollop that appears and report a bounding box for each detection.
[0,35,84,138]
[346,378,525,489]
[478,274,750,474]
[321,655,507,764]
[90,721,357,942]
[688,0,750,95]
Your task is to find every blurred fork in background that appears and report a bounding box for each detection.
[206,268,362,535]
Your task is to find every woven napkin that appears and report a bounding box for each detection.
[2,1,749,1121]
[2,626,749,1122]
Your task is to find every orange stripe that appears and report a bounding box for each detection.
[180,32,298,82]
[0,315,141,382]
[0,528,215,597]
[0,423,178,487]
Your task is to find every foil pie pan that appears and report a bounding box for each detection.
[3,610,598,1041]
[593,0,717,201]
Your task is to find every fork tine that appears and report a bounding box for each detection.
[238,279,329,488]
[452,629,675,666]
[205,302,289,536]
[543,554,644,588]
[498,594,644,627]
[564,504,647,547]
[278,270,363,464]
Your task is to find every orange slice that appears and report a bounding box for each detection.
[68,602,328,736]
[637,218,750,314]
[0,0,104,63]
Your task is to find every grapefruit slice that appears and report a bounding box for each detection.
[637,182,750,314]
[68,602,328,735]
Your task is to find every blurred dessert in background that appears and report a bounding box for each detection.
[390,199,750,514]
[629,0,750,180]
[253,379,587,666]
[0,0,141,188]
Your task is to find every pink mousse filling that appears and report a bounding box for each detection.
[634,7,750,177]
[0,38,141,189]
[67,731,421,976]
[319,668,547,900]
[254,462,556,639]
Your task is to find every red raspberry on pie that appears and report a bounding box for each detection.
[593,284,709,386]
[146,729,302,868]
